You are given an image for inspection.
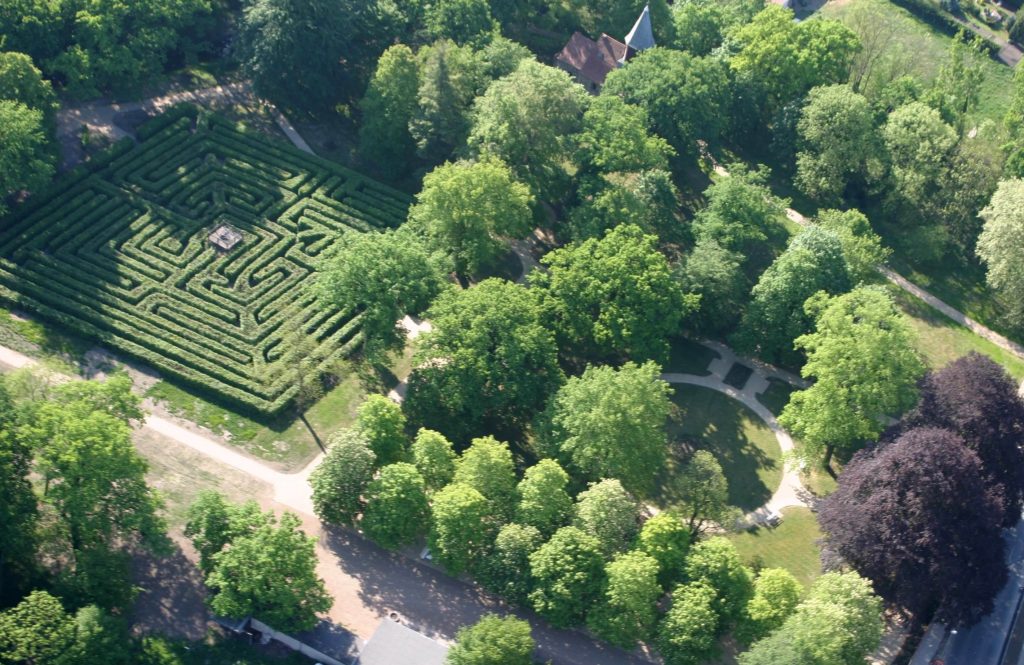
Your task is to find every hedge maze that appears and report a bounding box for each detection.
[0,110,410,414]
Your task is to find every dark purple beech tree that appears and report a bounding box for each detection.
[819,427,1007,626]
[905,352,1024,527]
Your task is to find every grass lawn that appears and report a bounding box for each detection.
[660,385,783,512]
[757,378,797,417]
[664,336,719,376]
[728,507,823,588]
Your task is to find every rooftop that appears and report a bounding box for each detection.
[555,32,627,85]
[356,619,449,665]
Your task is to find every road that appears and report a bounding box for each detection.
[910,518,1024,665]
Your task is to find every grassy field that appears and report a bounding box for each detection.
[661,385,783,512]
[729,507,823,588]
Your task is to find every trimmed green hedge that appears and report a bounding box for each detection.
[0,113,410,415]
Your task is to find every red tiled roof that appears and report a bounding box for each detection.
[555,32,627,86]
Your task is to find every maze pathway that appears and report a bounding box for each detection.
[0,112,410,413]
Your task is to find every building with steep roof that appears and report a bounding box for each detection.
[554,4,656,93]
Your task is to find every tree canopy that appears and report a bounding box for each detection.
[528,526,606,628]
[453,436,519,519]
[516,459,573,537]
[573,479,640,556]
[446,614,534,665]
[429,483,500,575]
[977,179,1024,327]
[362,463,430,550]
[309,429,376,526]
[587,550,662,648]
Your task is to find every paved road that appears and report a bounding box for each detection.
[910,518,1024,665]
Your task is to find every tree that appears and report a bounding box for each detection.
[516,459,572,537]
[925,33,986,135]
[410,40,488,159]
[740,572,883,665]
[905,352,1024,528]
[355,395,408,466]
[478,523,542,604]
[819,427,1005,624]
[814,209,890,283]
[672,450,738,537]
[587,550,662,648]
[429,483,500,575]
[734,226,852,367]
[691,165,787,267]
[411,428,457,492]
[729,6,861,120]
[779,287,924,472]
[409,158,533,277]
[453,436,518,519]
[404,280,562,443]
[882,101,957,225]
[977,179,1024,327]
[685,537,754,628]
[0,100,54,215]
[362,463,430,550]
[446,614,534,665]
[676,239,749,336]
[567,170,682,242]
[602,47,729,157]
[573,479,639,556]
[468,60,589,200]
[671,0,742,56]
[425,0,497,46]
[795,85,882,204]
[206,510,332,632]
[541,361,672,495]
[186,492,266,575]
[637,512,692,588]
[0,590,76,664]
[0,378,35,603]
[70,605,133,665]
[239,0,389,109]
[657,582,720,665]
[0,51,57,128]
[308,429,377,525]
[358,45,419,171]
[528,526,606,628]
[316,229,443,359]
[576,94,673,176]
[533,224,694,364]
[738,568,803,644]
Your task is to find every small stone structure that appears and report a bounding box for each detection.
[209,224,243,251]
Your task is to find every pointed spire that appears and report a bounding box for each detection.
[624,4,655,53]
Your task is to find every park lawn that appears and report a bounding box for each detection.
[664,336,719,376]
[819,0,1014,124]
[890,285,1024,380]
[660,385,783,513]
[728,507,823,589]
[757,378,797,417]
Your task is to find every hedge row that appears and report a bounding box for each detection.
[0,114,410,415]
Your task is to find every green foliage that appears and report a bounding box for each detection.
[316,228,444,360]
[735,226,852,366]
[0,377,36,603]
[738,568,803,644]
[882,101,957,225]
[684,537,754,627]
[528,526,606,628]
[638,512,692,588]
[671,0,759,55]
[542,361,671,495]
[0,116,411,415]
[185,493,271,575]
[468,60,589,200]
[411,40,488,160]
[0,100,54,215]
[924,33,987,134]
[409,157,533,276]
[795,85,883,204]
[411,428,457,492]
[739,571,883,665]
[356,395,409,466]
[425,0,497,46]
[573,479,640,556]
[730,5,862,119]
[308,429,376,525]
[534,224,694,364]
[453,436,518,519]
[478,523,541,605]
[446,614,534,665]
[0,52,57,128]
[568,170,682,243]
[362,463,430,550]
[692,165,787,264]
[70,605,133,665]
[577,95,673,176]
[0,590,76,664]
[780,287,924,469]
[603,47,730,157]
[358,45,420,170]
[673,450,739,537]
[677,239,749,336]
[206,511,332,632]
[429,483,500,574]
[657,582,721,665]
[587,550,662,648]
[977,179,1024,327]
[516,459,572,537]
[404,280,562,443]
[814,209,891,283]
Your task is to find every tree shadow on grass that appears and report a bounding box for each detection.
[129,539,208,640]
[659,385,780,512]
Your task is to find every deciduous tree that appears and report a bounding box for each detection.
[362,463,430,550]
[0,100,54,215]
[453,436,518,519]
[356,395,408,466]
[411,428,457,492]
[684,537,754,627]
[573,479,639,556]
[977,179,1024,327]
[738,568,803,644]
[478,523,542,605]
[528,526,606,628]
[637,512,692,588]
[672,450,739,537]
[429,483,500,575]
[516,459,572,537]
[676,239,749,336]
[308,429,377,525]
[425,0,497,46]
[657,582,720,665]
[358,45,419,171]
[813,209,890,283]
[446,614,534,665]
[587,550,662,648]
